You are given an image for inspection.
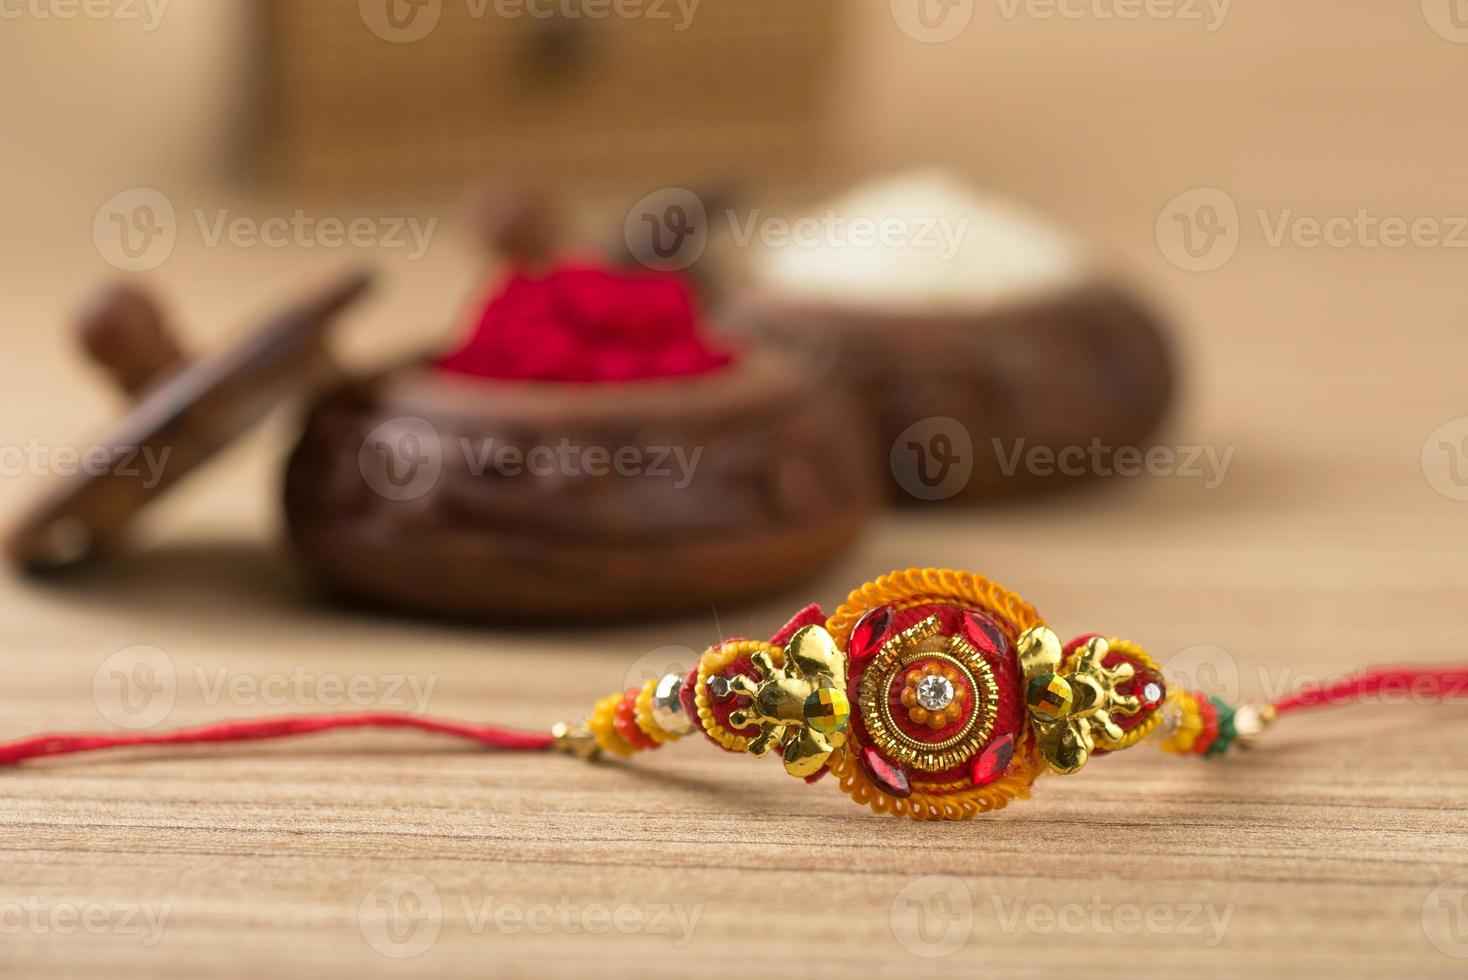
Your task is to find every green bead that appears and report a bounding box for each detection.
[1206,696,1236,757]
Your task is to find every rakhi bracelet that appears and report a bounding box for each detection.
[4,566,1466,822]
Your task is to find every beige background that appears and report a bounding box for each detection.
[2,3,1468,978]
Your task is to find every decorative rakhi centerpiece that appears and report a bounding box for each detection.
[7,566,1447,822]
[557,567,1199,820]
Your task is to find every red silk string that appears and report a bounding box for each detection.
[1272,665,1468,716]
[0,713,553,766]
[3,665,1466,769]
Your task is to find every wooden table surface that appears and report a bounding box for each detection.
[3,162,1468,980]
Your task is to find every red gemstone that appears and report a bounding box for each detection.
[859,746,912,798]
[970,734,1015,786]
[849,605,894,661]
[961,610,1008,657]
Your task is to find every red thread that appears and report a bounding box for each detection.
[0,713,553,767]
[1273,666,1468,716]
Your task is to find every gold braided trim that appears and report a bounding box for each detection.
[695,640,784,753]
[1089,638,1164,751]
[633,678,676,744]
[826,567,1044,647]
[588,692,636,758]
[829,727,1046,821]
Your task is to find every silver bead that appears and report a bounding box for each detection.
[651,672,694,735]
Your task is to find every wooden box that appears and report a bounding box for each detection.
[268,0,842,190]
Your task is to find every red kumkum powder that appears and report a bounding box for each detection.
[438,264,735,383]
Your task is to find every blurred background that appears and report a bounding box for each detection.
[2,1,1468,652]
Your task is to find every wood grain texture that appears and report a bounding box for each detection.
[5,6,1468,968]
[2,233,1466,977]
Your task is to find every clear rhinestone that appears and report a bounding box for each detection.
[915,675,954,711]
[707,675,732,701]
[1142,682,1163,706]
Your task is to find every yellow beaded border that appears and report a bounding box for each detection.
[1086,638,1165,751]
[694,640,784,753]
[588,692,636,758]
[633,678,676,744]
[825,567,1048,820]
[1160,689,1203,755]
